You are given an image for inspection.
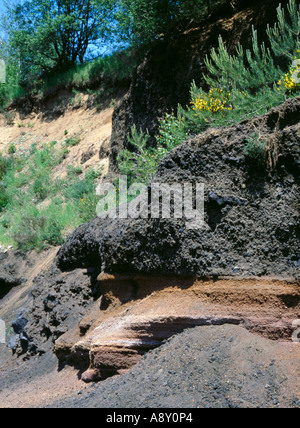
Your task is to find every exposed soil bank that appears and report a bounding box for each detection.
[54,275,300,383]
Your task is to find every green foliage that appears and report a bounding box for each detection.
[12,212,64,252]
[267,0,300,60]
[0,30,25,108]
[244,133,268,164]
[0,141,102,251]
[115,0,227,46]
[204,28,281,93]
[0,185,9,212]
[33,178,48,201]
[6,0,115,78]
[65,136,81,147]
[0,44,138,108]
[205,0,300,93]
[118,0,300,185]
[118,125,153,184]
[0,153,10,179]
[156,112,189,151]
[118,113,188,185]
[7,144,16,155]
[184,0,300,128]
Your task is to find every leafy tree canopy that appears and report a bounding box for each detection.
[115,0,226,46]
[5,0,115,78]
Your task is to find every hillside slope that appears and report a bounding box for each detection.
[0,0,299,409]
[109,0,290,172]
[7,96,297,392]
[57,97,300,278]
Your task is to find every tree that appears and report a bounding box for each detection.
[204,0,300,93]
[115,0,226,46]
[6,0,114,78]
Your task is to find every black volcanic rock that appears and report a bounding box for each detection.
[57,97,300,279]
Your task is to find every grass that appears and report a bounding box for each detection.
[1,48,140,110]
[0,140,102,251]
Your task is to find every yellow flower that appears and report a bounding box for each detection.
[191,88,232,115]
[277,52,300,93]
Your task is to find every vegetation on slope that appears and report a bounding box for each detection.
[0,0,299,251]
[0,0,228,109]
[119,0,300,185]
[0,140,102,251]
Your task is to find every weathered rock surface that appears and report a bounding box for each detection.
[53,324,300,409]
[0,248,59,357]
[57,97,300,279]
[55,275,300,382]
[0,252,26,299]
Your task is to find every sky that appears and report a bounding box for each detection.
[0,0,26,15]
[0,0,121,59]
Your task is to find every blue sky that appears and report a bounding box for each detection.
[0,1,26,15]
[0,0,121,59]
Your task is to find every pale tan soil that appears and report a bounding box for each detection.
[0,94,113,179]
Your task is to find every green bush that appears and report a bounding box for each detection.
[118,0,300,186]
[65,136,81,147]
[11,213,63,251]
[244,133,268,164]
[0,153,10,179]
[118,113,188,185]
[0,185,9,211]
[0,141,102,251]
[32,178,48,201]
[7,144,16,155]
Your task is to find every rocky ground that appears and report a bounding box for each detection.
[0,3,299,406]
[0,324,299,408]
[55,325,299,409]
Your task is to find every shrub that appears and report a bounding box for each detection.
[244,133,268,164]
[118,115,188,186]
[65,136,81,147]
[32,178,48,201]
[7,144,16,155]
[156,112,188,152]
[0,185,9,211]
[12,213,64,251]
[0,153,9,179]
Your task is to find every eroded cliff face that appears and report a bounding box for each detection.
[1,1,298,394]
[57,97,300,279]
[14,96,299,381]
[108,0,289,172]
[55,275,300,383]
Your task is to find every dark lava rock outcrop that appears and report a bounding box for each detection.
[0,251,30,299]
[57,97,300,279]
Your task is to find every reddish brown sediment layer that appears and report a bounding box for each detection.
[55,275,300,382]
